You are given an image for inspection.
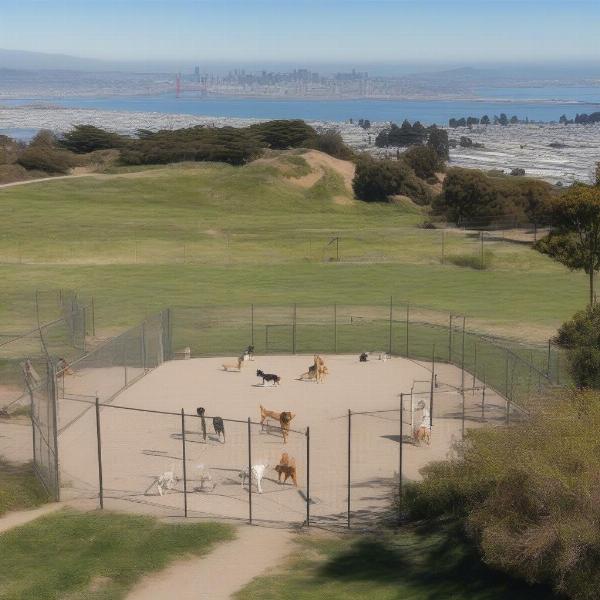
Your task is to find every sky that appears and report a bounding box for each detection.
[0,0,599,66]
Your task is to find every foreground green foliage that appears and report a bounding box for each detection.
[237,523,554,599]
[402,389,600,599]
[556,304,600,387]
[0,510,234,600]
[0,459,48,516]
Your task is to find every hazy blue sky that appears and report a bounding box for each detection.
[1,0,598,65]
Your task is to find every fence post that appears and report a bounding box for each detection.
[504,350,509,399]
[472,342,478,391]
[461,386,466,440]
[141,321,147,371]
[547,339,551,377]
[448,314,453,362]
[91,297,96,337]
[347,409,352,529]
[398,393,403,520]
[95,396,104,509]
[251,304,255,347]
[30,390,36,471]
[123,341,128,387]
[481,384,486,421]
[181,409,188,517]
[306,426,310,527]
[461,316,466,390]
[247,417,253,525]
[293,303,297,354]
[429,345,435,429]
[388,296,393,355]
[333,303,337,354]
[405,303,409,357]
[82,307,87,353]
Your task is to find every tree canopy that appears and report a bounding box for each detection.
[535,184,600,306]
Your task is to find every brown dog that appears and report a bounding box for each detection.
[259,405,296,443]
[274,452,297,486]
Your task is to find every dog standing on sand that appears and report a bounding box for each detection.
[275,452,298,486]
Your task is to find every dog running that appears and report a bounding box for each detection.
[256,369,281,386]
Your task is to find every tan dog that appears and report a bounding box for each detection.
[274,452,298,486]
[222,356,244,371]
[314,355,328,383]
[259,405,296,443]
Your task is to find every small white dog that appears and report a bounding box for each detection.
[239,464,268,494]
[196,464,215,492]
[155,470,178,496]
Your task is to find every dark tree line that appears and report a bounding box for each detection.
[449,114,520,127]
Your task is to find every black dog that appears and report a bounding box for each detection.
[196,407,207,441]
[256,369,281,386]
[213,416,226,443]
[359,352,368,362]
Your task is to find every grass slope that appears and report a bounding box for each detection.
[0,155,587,339]
[237,521,558,600]
[0,459,48,516]
[0,509,234,600]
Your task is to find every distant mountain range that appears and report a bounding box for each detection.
[2,48,600,83]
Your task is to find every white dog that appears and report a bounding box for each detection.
[195,464,215,492]
[155,470,178,496]
[239,464,268,494]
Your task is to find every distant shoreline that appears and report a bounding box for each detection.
[2,92,600,106]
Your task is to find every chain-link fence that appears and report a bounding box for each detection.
[22,300,566,526]
[171,302,565,407]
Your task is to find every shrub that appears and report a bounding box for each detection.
[400,389,600,600]
[17,146,78,174]
[352,156,431,204]
[402,145,442,179]
[310,130,354,160]
[555,304,600,388]
[120,126,263,166]
[248,119,316,149]
[60,125,128,153]
[433,167,554,225]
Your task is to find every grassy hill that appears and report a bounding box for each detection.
[0,150,588,340]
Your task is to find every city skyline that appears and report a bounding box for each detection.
[1,0,599,65]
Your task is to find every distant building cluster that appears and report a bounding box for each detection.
[178,66,444,99]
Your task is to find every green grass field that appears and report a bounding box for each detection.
[236,520,556,600]
[0,154,588,341]
[0,509,234,600]
[0,459,48,516]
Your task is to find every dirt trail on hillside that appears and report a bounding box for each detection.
[297,150,355,195]
[0,503,62,535]
[126,525,293,600]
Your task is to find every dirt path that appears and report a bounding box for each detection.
[0,173,94,190]
[0,503,61,535]
[126,525,293,600]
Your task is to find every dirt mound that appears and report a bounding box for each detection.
[255,149,355,198]
[300,150,355,194]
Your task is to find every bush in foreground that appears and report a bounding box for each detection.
[555,304,600,388]
[400,389,600,600]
